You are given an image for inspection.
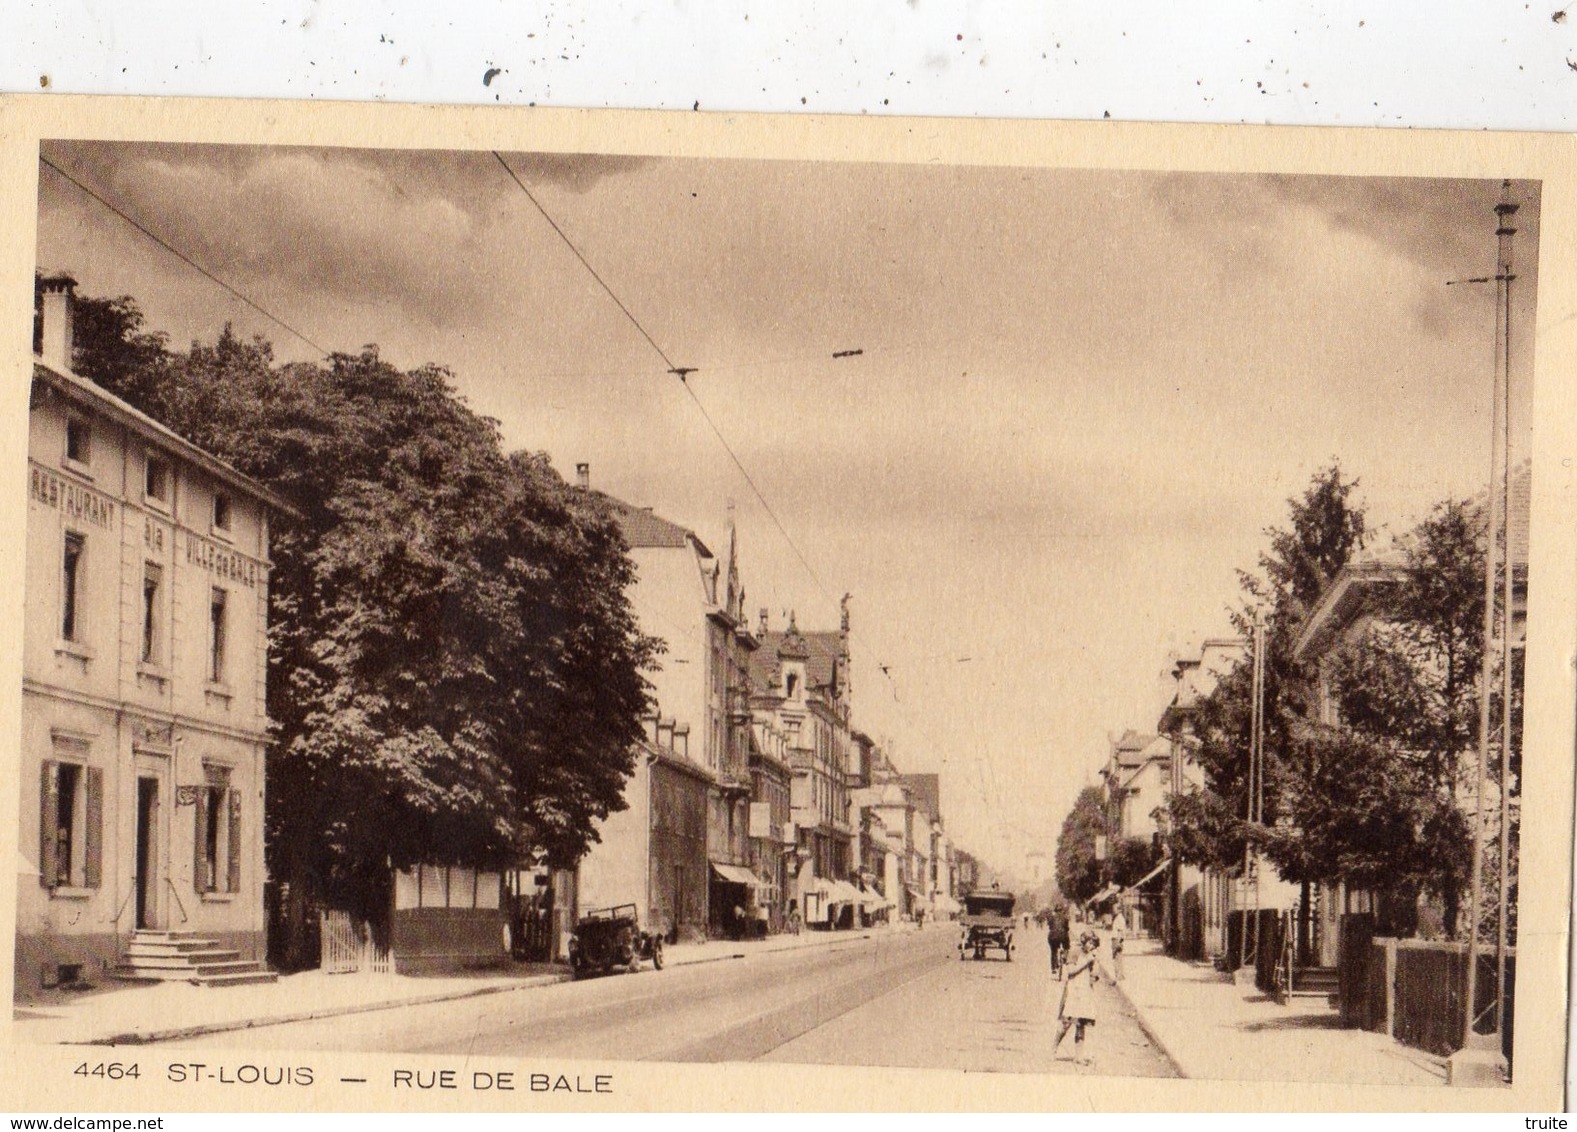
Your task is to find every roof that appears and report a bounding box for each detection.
[592,492,709,553]
[32,358,300,520]
[749,622,847,691]
[1110,730,1163,768]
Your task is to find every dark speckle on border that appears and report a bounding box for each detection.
[483,67,503,86]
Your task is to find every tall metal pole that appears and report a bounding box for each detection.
[1493,190,1519,1042]
[1463,186,1511,1052]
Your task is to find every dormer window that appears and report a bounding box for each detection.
[785,672,799,699]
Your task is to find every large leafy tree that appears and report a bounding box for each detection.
[67,297,659,955]
[1322,500,1498,937]
[1171,464,1367,885]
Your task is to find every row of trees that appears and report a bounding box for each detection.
[62,290,661,962]
[1172,465,1517,941]
[1051,462,1519,941]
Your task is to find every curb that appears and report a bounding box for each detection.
[1110,972,1190,1080]
[86,973,571,1046]
[664,930,879,970]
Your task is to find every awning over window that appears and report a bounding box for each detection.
[710,862,760,887]
[1086,883,1120,906]
[857,887,893,909]
[1121,857,1171,893]
[827,880,863,904]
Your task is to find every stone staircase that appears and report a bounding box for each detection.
[1283,964,1340,1004]
[111,930,277,987]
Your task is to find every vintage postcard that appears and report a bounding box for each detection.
[0,97,1573,1114]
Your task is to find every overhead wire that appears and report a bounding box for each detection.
[38,154,330,357]
[491,150,998,852]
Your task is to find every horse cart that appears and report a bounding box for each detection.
[958,890,1016,961]
[567,904,665,978]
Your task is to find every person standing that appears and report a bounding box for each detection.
[1055,930,1105,1066]
[1109,907,1127,981]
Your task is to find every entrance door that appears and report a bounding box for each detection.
[134,777,159,929]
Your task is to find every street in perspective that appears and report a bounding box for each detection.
[15,141,1532,1090]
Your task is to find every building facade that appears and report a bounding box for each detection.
[750,605,854,928]
[579,478,761,940]
[18,276,288,994]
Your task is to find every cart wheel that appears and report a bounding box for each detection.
[651,938,664,971]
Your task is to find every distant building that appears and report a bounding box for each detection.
[18,276,289,994]
[750,604,855,928]
[1101,730,1172,842]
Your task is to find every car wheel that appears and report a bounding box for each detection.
[651,939,664,971]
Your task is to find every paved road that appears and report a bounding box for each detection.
[167,929,1175,1075]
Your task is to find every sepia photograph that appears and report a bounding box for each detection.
[1,101,1573,1114]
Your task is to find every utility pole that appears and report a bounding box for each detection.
[1450,181,1516,1087]
[1238,609,1266,978]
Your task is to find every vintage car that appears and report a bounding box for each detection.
[958,889,1016,961]
[567,904,665,978]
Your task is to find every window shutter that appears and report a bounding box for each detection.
[84,766,103,889]
[227,789,242,894]
[39,761,58,889]
[194,788,209,892]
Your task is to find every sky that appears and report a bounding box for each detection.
[33,141,1540,878]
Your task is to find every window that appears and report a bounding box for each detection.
[212,493,231,533]
[141,564,163,664]
[65,419,91,467]
[61,533,84,642]
[145,456,170,505]
[195,765,238,894]
[785,672,799,699]
[39,756,101,890]
[209,588,228,683]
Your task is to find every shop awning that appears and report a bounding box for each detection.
[858,888,894,909]
[1121,857,1171,894]
[711,862,760,887]
[827,880,863,904]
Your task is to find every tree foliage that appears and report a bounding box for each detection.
[1169,464,1511,940]
[65,296,660,928]
[1054,786,1109,905]
[1178,464,1367,882]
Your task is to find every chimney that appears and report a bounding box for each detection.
[758,607,769,636]
[575,463,590,490]
[36,273,77,371]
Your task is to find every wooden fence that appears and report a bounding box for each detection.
[1336,915,1515,1073]
[320,909,393,975]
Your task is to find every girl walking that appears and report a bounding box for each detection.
[1054,930,1106,1066]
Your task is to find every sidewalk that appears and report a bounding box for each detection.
[14,922,910,1046]
[1112,937,1448,1087]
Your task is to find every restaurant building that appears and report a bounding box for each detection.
[17,275,290,994]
